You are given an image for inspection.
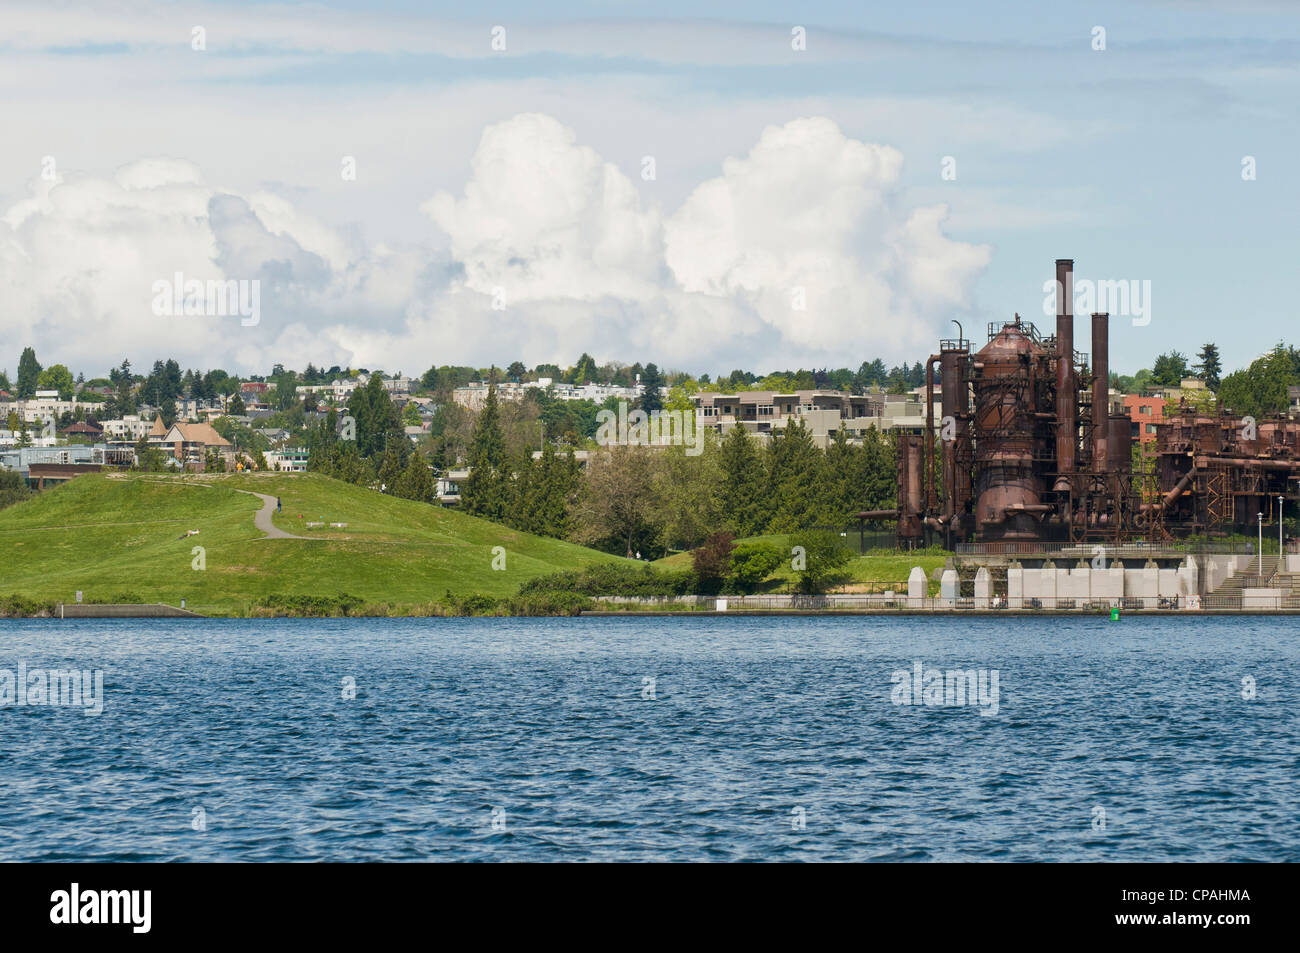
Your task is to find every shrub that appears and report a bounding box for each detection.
[517,563,693,598]
[0,471,32,511]
[691,531,735,594]
[789,530,853,594]
[438,590,502,616]
[86,591,145,604]
[726,542,783,593]
[0,595,56,617]
[256,592,364,616]
[505,591,593,616]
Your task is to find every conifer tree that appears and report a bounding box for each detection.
[462,376,509,520]
[719,425,766,537]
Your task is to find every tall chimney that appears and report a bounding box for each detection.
[1054,259,1076,488]
[1092,311,1109,472]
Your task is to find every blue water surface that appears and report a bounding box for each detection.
[0,615,1295,861]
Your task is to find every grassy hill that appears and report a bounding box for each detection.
[653,533,947,593]
[0,472,625,615]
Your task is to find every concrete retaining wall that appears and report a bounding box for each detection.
[57,603,202,618]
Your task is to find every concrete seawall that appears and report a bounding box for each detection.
[57,603,204,618]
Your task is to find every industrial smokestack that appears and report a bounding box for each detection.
[1054,259,1076,488]
[1092,312,1109,472]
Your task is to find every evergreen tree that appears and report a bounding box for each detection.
[718,425,766,537]
[111,359,135,417]
[822,427,860,521]
[536,443,576,537]
[462,377,509,521]
[1151,351,1189,387]
[377,446,405,492]
[1195,343,1222,392]
[568,353,599,384]
[392,451,435,502]
[16,347,41,399]
[639,362,664,415]
[764,419,826,532]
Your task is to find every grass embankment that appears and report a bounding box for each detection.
[653,535,947,594]
[0,472,625,616]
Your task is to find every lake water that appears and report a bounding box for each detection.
[0,615,1295,861]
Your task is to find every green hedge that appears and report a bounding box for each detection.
[0,595,57,617]
[518,563,693,598]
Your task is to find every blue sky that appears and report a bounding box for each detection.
[2,0,1296,377]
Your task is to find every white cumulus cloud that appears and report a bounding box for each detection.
[0,115,990,377]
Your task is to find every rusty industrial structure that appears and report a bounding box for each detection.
[871,258,1300,548]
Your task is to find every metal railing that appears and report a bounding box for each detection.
[954,539,1265,557]
[590,593,1300,611]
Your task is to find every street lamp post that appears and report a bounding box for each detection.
[1280,495,1286,564]
[1258,512,1264,577]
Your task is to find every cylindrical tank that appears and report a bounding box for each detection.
[1108,413,1131,471]
[897,433,924,543]
[974,321,1045,539]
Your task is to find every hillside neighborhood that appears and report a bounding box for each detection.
[4,342,1300,562]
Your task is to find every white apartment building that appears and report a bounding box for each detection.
[100,415,152,442]
[451,377,649,410]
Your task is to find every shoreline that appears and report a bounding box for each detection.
[4,603,1300,619]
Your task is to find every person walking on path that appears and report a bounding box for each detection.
[276,496,282,513]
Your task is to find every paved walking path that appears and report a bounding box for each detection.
[238,490,307,540]
[110,476,310,540]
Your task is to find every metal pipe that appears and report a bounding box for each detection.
[1142,469,1196,512]
[1091,311,1108,472]
[940,350,962,523]
[1054,259,1076,490]
[855,509,900,520]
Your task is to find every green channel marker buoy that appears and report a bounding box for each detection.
[1110,607,1120,621]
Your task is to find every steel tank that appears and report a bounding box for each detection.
[973,321,1047,539]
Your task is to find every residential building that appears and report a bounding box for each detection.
[151,421,234,471]
[1123,393,1166,446]
[451,377,649,411]
[101,415,152,442]
[298,378,360,403]
[693,389,922,448]
[265,448,309,472]
[0,444,133,487]
[64,420,104,441]
[256,427,291,446]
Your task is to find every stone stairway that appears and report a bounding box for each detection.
[1214,557,1300,596]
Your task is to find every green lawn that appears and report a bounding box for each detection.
[0,472,626,615]
[654,533,947,593]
